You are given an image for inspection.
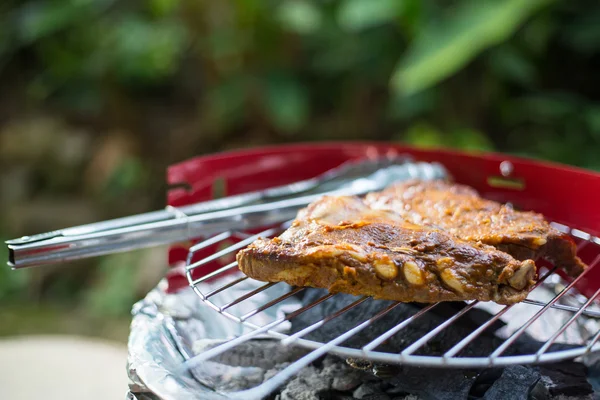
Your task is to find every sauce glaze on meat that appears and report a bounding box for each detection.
[237,194,537,304]
[366,180,585,276]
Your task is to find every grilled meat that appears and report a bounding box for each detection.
[237,195,537,304]
[365,180,585,276]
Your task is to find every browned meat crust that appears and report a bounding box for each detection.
[365,180,585,276]
[237,196,537,305]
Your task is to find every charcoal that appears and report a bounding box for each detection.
[190,340,308,391]
[316,390,356,400]
[331,373,363,391]
[279,365,331,400]
[292,289,582,359]
[287,289,595,399]
[480,365,540,400]
[321,357,365,391]
[529,380,552,400]
[190,286,598,399]
[292,290,505,356]
[353,383,385,399]
[384,367,476,400]
[264,362,292,381]
[585,354,600,395]
[468,368,504,398]
[257,347,594,399]
[208,340,308,369]
[386,386,411,395]
[537,362,593,397]
[362,394,391,400]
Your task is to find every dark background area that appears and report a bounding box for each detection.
[1,0,599,341]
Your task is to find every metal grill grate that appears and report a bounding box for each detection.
[183,222,600,398]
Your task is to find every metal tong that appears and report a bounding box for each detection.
[6,157,447,269]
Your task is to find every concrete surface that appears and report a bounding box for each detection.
[0,335,128,400]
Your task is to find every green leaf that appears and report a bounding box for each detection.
[0,17,11,61]
[17,2,81,44]
[111,158,147,190]
[522,13,554,55]
[489,45,536,87]
[264,74,309,134]
[397,0,422,38]
[109,17,188,83]
[311,31,376,73]
[16,0,115,44]
[0,237,29,301]
[563,10,600,54]
[205,29,247,70]
[391,0,551,95]
[208,75,248,129]
[451,128,494,152]
[387,90,437,121]
[83,253,139,317]
[337,0,399,31]
[585,106,600,138]
[516,95,577,122]
[148,0,180,17]
[277,0,322,34]
[401,122,447,148]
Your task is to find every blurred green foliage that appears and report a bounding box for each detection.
[2,0,599,168]
[82,252,144,317]
[0,238,28,302]
[1,0,600,337]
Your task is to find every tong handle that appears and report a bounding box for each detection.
[6,191,343,269]
[7,155,403,247]
[6,160,447,269]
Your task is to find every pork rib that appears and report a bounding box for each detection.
[365,180,585,276]
[237,195,536,304]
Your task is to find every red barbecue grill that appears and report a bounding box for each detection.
[7,142,600,399]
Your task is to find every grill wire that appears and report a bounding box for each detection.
[184,221,600,399]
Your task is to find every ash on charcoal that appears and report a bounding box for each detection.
[190,340,308,392]
[324,362,364,391]
[195,343,595,399]
[529,379,552,400]
[292,289,578,359]
[208,340,308,369]
[353,382,385,399]
[291,290,508,357]
[187,286,598,399]
[280,289,596,400]
[537,363,593,398]
[278,365,331,400]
